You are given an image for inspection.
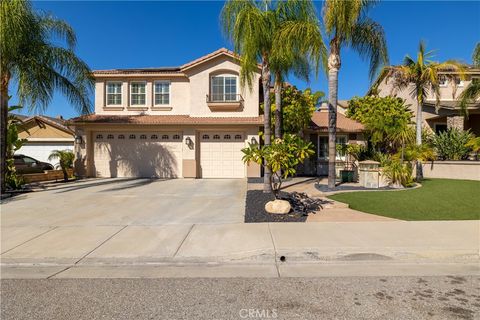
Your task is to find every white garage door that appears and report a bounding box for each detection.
[16,142,74,165]
[200,132,245,178]
[93,132,182,178]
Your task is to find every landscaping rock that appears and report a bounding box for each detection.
[265,199,291,214]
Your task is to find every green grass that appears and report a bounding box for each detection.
[328,179,480,220]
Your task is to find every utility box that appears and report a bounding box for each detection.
[359,160,380,188]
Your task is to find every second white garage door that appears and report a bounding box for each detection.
[93,132,182,178]
[200,132,245,178]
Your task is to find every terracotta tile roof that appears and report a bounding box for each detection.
[14,114,74,134]
[180,48,238,70]
[69,114,264,125]
[310,111,364,133]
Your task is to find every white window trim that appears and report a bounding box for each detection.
[317,135,347,161]
[106,81,122,106]
[210,74,239,101]
[129,81,147,106]
[153,80,171,106]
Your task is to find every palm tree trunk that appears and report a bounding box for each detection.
[62,166,68,182]
[415,98,423,182]
[262,55,272,193]
[274,73,282,139]
[0,73,10,194]
[327,51,340,190]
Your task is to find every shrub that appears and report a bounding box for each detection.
[48,150,75,182]
[433,129,473,160]
[382,160,413,187]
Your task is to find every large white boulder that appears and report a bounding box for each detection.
[265,199,291,214]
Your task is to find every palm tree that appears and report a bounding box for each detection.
[459,43,480,114]
[0,0,93,193]
[322,0,388,189]
[221,0,325,193]
[48,150,74,182]
[384,41,465,181]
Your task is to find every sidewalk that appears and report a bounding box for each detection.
[2,220,479,278]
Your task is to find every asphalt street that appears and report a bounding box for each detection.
[2,276,479,320]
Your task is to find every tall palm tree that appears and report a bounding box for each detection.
[221,0,325,193]
[384,41,465,181]
[459,43,480,114]
[323,0,388,189]
[0,0,93,193]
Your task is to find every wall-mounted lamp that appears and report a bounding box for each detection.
[185,136,194,150]
[250,137,258,145]
[75,135,83,145]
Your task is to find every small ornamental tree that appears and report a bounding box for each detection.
[242,134,314,198]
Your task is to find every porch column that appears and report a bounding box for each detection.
[447,115,465,131]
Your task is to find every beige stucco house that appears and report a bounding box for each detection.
[15,115,74,165]
[71,48,262,179]
[371,67,480,136]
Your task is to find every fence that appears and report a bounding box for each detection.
[21,169,74,183]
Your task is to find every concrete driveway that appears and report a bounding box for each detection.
[1,178,246,227]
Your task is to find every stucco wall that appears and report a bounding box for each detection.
[422,161,480,181]
[93,54,260,118]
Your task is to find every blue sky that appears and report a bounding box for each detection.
[13,1,480,118]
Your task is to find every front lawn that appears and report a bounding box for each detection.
[328,179,480,220]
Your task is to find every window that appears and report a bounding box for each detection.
[234,134,242,140]
[173,134,180,140]
[213,134,220,140]
[318,136,347,160]
[211,75,237,101]
[154,81,170,105]
[129,134,136,139]
[118,134,125,139]
[454,77,464,87]
[151,134,158,139]
[130,82,146,105]
[434,123,448,134]
[107,134,114,139]
[202,134,210,140]
[224,134,231,140]
[106,82,122,105]
[96,134,103,140]
[23,156,37,165]
[140,134,147,140]
[162,134,169,140]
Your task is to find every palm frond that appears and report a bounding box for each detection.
[458,80,480,116]
[472,42,480,67]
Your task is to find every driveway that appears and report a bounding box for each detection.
[1,178,246,227]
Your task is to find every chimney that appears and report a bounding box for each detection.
[56,115,64,120]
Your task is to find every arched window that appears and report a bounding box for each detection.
[129,134,136,139]
[140,134,147,140]
[118,134,125,139]
[213,134,220,140]
[107,134,114,139]
[224,134,231,140]
[202,134,209,140]
[151,134,158,139]
[96,134,103,139]
[162,134,169,140]
[173,134,180,140]
[234,134,242,140]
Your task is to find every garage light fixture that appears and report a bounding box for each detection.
[185,136,194,149]
[250,137,258,145]
[75,135,83,145]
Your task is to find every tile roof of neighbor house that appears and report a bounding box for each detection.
[68,114,264,125]
[13,114,74,134]
[92,48,248,75]
[310,111,364,133]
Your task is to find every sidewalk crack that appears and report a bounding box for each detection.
[267,223,280,278]
[1,226,58,255]
[173,224,195,258]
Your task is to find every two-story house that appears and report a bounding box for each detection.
[71,48,262,179]
[371,67,480,136]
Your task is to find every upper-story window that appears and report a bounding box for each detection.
[438,76,448,87]
[211,75,237,101]
[106,82,122,105]
[154,81,170,105]
[454,77,464,87]
[130,82,146,105]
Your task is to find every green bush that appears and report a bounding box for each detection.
[433,129,473,160]
[382,160,413,187]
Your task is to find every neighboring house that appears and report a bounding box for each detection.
[302,104,365,176]
[70,48,262,179]
[371,67,480,136]
[15,114,74,166]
